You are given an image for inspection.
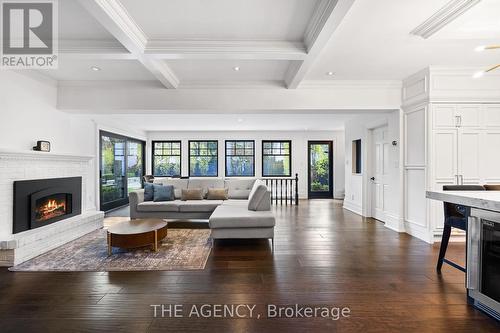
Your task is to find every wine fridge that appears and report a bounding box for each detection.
[468,208,500,321]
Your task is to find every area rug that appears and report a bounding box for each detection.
[9,228,212,272]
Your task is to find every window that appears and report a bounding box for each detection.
[352,139,362,174]
[225,140,255,177]
[152,141,181,177]
[262,140,291,177]
[189,140,218,177]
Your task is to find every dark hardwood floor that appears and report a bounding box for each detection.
[1,200,498,332]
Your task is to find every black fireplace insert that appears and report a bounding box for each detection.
[13,177,82,234]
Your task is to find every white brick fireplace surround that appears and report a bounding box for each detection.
[0,150,104,266]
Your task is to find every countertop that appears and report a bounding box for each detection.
[426,190,500,212]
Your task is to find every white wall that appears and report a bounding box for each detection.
[147,130,345,199]
[343,111,403,231]
[0,71,147,215]
[0,72,95,156]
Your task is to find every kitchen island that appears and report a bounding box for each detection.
[426,190,500,321]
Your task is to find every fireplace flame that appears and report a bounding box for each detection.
[36,198,67,222]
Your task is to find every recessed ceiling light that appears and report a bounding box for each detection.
[472,71,485,79]
[233,66,240,71]
[326,71,334,76]
[475,45,486,52]
[90,66,101,71]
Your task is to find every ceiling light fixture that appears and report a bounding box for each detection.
[326,71,334,76]
[90,66,101,71]
[473,71,485,79]
[472,45,500,78]
[237,118,243,123]
[233,66,240,71]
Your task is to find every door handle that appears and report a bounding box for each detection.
[370,177,375,181]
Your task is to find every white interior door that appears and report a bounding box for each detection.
[371,126,389,221]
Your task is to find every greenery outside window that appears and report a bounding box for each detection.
[152,141,181,177]
[225,140,255,177]
[189,140,218,177]
[262,140,291,177]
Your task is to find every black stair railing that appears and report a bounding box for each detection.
[261,173,299,206]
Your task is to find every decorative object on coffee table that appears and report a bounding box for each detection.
[107,218,168,255]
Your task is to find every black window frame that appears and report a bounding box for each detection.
[188,140,219,177]
[225,140,255,177]
[99,130,146,212]
[262,140,292,177]
[151,140,182,177]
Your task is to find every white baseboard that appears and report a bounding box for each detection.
[384,214,405,233]
[343,201,362,216]
[404,221,433,243]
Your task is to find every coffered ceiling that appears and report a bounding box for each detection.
[36,0,500,91]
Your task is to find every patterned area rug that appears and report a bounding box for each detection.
[9,228,212,272]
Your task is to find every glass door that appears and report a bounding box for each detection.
[100,131,145,211]
[308,141,333,199]
[126,141,144,194]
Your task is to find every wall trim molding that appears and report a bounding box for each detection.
[343,200,363,216]
[410,0,481,39]
[0,149,94,162]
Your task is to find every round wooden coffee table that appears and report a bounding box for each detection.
[106,219,168,255]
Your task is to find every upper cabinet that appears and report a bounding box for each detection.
[432,104,500,129]
[483,105,500,129]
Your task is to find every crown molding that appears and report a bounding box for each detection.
[178,80,286,90]
[299,80,402,90]
[304,0,339,50]
[145,40,307,60]
[78,0,179,89]
[83,0,148,51]
[59,39,134,60]
[410,0,481,39]
[286,0,355,89]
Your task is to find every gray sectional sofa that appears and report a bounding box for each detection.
[129,178,275,247]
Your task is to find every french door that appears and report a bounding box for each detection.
[99,131,145,211]
[308,141,333,199]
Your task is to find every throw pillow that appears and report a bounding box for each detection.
[144,183,154,201]
[153,184,175,202]
[181,188,204,201]
[206,188,229,200]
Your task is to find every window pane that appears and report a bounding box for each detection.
[154,156,181,177]
[263,142,271,149]
[190,157,217,176]
[226,156,254,177]
[263,156,290,176]
[153,141,181,176]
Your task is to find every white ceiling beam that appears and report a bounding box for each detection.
[145,40,307,60]
[285,0,355,89]
[411,0,481,39]
[59,40,135,60]
[78,0,179,88]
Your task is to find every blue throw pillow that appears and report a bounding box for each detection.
[144,183,154,201]
[153,184,175,202]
